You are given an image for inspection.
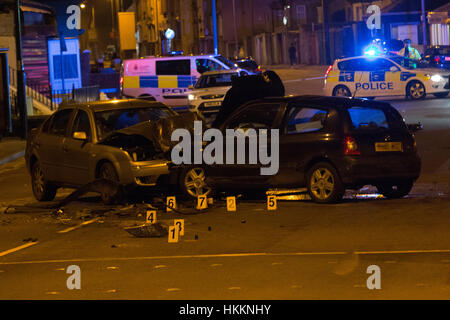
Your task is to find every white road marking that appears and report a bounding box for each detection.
[154,265,166,269]
[105,289,117,293]
[355,249,450,255]
[228,287,241,290]
[2,248,450,266]
[0,242,38,257]
[106,266,119,270]
[166,288,181,292]
[0,251,348,265]
[210,263,222,267]
[45,292,60,295]
[57,217,101,234]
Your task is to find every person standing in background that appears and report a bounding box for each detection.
[289,43,297,67]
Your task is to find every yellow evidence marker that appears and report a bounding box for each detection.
[267,195,277,211]
[166,196,177,212]
[174,219,185,236]
[227,196,237,212]
[197,195,208,210]
[168,226,179,243]
[146,210,157,224]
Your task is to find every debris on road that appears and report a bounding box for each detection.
[124,223,168,238]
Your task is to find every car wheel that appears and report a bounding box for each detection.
[179,166,212,200]
[99,162,120,205]
[433,92,449,99]
[376,180,414,199]
[407,81,426,100]
[332,85,351,97]
[306,162,344,204]
[31,162,57,202]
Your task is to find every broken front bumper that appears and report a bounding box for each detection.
[129,159,171,186]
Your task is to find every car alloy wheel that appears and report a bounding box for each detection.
[184,167,211,198]
[307,162,344,204]
[333,85,351,97]
[99,162,119,204]
[408,81,426,100]
[310,168,335,201]
[31,162,57,201]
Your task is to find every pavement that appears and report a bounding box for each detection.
[0,66,450,300]
[0,138,26,166]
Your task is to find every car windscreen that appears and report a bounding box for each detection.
[195,73,238,89]
[95,107,173,141]
[215,55,236,69]
[436,47,450,55]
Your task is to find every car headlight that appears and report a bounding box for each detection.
[188,94,195,101]
[431,74,443,82]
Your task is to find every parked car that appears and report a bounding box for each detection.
[231,57,262,75]
[188,70,239,115]
[25,99,201,204]
[422,45,450,70]
[190,95,422,203]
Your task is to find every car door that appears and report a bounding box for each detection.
[62,108,94,186]
[277,104,335,187]
[36,108,75,182]
[339,58,370,98]
[206,102,283,189]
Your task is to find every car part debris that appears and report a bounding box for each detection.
[54,179,124,208]
[124,223,168,238]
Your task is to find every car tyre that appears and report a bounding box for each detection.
[376,180,414,199]
[306,162,344,204]
[433,92,449,99]
[31,162,57,202]
[332,85,352,97]
[98,162,120,205]
[407,81,426,100]
[179,166,212,200]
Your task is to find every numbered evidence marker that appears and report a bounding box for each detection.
[168,225,179,243]
[197,195,208,210]
[267,195,277,211]
[174,219,185,236]
[146,210,157,224]
[166,196,177,212]
[227,196,237,212]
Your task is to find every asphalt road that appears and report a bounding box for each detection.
[0,68,449,300]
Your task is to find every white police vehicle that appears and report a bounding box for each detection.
[324,55,450,100]
[121,54,239,107]
[188,70,239,115]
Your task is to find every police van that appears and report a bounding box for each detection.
[324,55,450,100]
[121,54,238,107]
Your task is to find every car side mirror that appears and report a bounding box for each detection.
[390,66,399,72]
[407,123,423,133]
[73,131,87,140]
[188,85,194,90]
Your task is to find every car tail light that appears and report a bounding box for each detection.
[325,65,333,78]
[435,57,440,63]
[344,136,361,155]
[120,77,124,85]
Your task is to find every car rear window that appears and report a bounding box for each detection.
[347,107,389,131]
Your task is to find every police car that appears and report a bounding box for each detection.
[188,70,238,115]
[324,55,450,100]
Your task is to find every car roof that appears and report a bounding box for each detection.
[58,99,171,113]
[246,95,392,109]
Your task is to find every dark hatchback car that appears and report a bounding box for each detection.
[200,95,421,203]
[422,45,450,70]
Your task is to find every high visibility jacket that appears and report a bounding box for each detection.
[398,47,421,61]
